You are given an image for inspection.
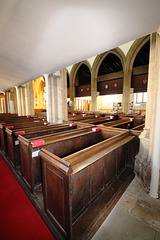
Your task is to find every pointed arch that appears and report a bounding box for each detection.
[125,35,150,71]
[91,47,125,79]
[69,60,91,86]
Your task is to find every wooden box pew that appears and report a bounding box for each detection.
[6,122,91,169]
[79,115,115,125]
[98,118,135,129]
[0,120,48,155]
[121,114,145,125]
[39,127,137,240]
[68,115,100,122]
[18,125,94,192]
[130,123,145,137]
[0,115,39,122]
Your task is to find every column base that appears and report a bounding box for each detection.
[149,191,159,199]
[134,155,151,192]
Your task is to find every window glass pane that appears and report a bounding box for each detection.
[137,93,143,103]
[143,92,147,102]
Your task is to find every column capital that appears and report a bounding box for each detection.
[43,74,49,80]
[53,71,60,77]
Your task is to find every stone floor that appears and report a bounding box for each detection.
[92,178,160,240]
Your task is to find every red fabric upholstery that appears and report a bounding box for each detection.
[0,122,6,125]
[14,131,25,136]
[31,139,45,148]
[69,123,77,127]
[130,118,134,121]
[5,125,14,129]
[92,127,100,132]
[110,116,115,119]
[44,122,50,125]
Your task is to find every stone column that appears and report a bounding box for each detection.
[69,78,75,111]
[51,73,58,123]
[57,69,68,122]
[135,32,160,196]
[20,86,26,116]
[5,91,10,113]
[44,70,68,124]
[149,32,160,198]
[122,69,132,113]
[91,74,97,111]
[44,74,51,122]
[0,98,2,113]
[15,86,22,116]
[25,82,34,116]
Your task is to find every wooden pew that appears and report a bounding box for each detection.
[6,122,91,169]
[80,115,115,125]
[0,120,47,155]
[39,127,138,239]
[130,123,145,136]
[18,124,93,192]
[98,118,135,129]
[68,114,101,122]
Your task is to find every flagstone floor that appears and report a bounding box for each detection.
[92,178,160,240]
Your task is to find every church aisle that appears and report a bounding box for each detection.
[0,154,55,240]
[92,179,160,240]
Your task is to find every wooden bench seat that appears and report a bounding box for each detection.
[39,127,138,239]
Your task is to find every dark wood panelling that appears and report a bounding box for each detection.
[46,166,65,228]
[131,73,148,92]
[98,78,123,95]
[76,84,91,97]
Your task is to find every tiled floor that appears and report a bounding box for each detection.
[92,178,160,240]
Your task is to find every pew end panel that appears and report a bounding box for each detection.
[40,149,73,239]
[18,136,43,192]
[40,129,137,239]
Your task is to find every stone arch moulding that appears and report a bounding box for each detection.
[91,47,126,80]
[125,35,150,71]
[69,60,92,86]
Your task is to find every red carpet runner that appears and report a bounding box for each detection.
[0,155,55,240]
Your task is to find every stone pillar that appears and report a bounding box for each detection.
[51,73,58,123]
[0,97,6,113]
[13,87,18,114]
[91,74,97,111]
[25,82,34,116]
[19,86,26,116]
[69,77,75,111]
[5,91,10,113]
[149,32,160,198]
[122,69,132,113]
[44,74,51,122]
[0,98,2,113]
[135,32,160,196]
[57,69,68,122]
[15,86,22,116]
[44,70,68,124]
